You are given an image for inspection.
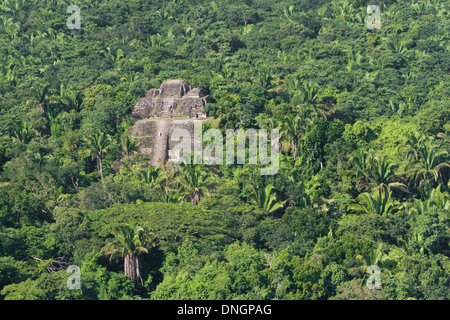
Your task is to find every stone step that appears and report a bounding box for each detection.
[150,121,169,166]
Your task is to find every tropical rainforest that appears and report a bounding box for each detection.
[0,0,449,300]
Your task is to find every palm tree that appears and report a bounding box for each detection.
[9,121,34,144]
[397,228,425,255]
[32,82,50,113]
[284,167,333,211]
[404,131,426,163]
[4,59,17,86]
[59,90,84,113]
[81,131,112,184]
[174,163,217,205]
[62,131,81,153]
[161,186,183,203]
[369,157,406,194]
[300,178,334,212]
[428,184,450,212]
[257,70,273,90]
[383,34,410,55]
[281,114,301,160]
[140,165,164,185]
[121,135,139,157]
[412,1,428,15]
[408,197,432,216]
[120,72,140,84]
[147,34,163,47]
[247,184,285,214]
[408,184,450,215]
[406,141,449,196]
[103,47,124,64]
[350,189,395,216]
[350,150,407,194]
[356,243,388,271]
[408,185,450,232]
[361,243,409,278]
[102,221,156,286]
[350,148,372,190]
[44,105,58,134]
[386,243,407,263]
[297,81,328,118]
[331,0,357,21]
[281,107,312,160]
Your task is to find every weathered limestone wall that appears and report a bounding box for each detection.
[131,80,209,120]
[128,80,210,166]
[128,119,207,165]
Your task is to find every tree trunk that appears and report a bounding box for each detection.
[97,154,104,184]
[124,253,144,286]
[292,139,298,160]
[191,190,201,205]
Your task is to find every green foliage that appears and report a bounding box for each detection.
[0,0,448,300]
[86,202,235,253]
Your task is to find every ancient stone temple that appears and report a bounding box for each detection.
[128,80,209,166]
[131,79,209,119]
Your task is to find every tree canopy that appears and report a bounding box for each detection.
[0,0,449,301]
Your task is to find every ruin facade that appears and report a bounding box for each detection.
[128,80,210,166]
[131,79,209,120]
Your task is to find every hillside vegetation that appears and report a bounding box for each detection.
[0,0,449,300]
